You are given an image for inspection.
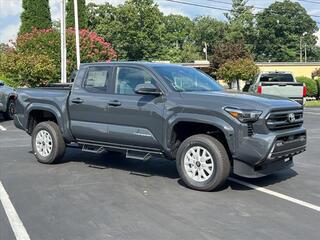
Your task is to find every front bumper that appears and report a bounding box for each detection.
[233,127,306,178]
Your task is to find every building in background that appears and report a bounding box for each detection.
[256,62,320,79]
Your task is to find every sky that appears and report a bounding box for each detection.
[0,0,320,45]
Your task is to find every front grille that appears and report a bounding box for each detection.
[266,109,303,130]
[247,123,254,136]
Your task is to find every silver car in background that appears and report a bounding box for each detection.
[0,80,17,120]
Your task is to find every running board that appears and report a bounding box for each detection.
[82,145,105,154]
[126,150,152,161]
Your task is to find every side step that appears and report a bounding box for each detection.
[126,150,152,161]
[82,145,105,154]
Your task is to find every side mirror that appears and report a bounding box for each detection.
[135,83,162,95]
[0,81,4,86]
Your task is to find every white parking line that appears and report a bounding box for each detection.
[0,124,7,131]
[0,181,31,240]
[229,177,320,212]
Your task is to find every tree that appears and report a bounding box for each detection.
[217,58,259,90]
[224,0,256,52]
[160,14,197,62]
[256,0,318,62]
[19,0,52,34]
[66,0,88,29]
[90,0,165,61]
[162,14,193,49]
[211,42,252,70]
[1,28,117,87]
[191,16,226,55]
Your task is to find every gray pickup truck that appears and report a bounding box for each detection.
[0,80,16,120]
[14,63,306,191]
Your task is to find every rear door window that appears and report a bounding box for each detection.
[260,74,294,82]
[84,66,112,93]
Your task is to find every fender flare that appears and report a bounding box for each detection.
[166,113,235,154]
[25,103,64,133]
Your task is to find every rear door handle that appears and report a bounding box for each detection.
[108,100,121,107]
[71,98,84,104]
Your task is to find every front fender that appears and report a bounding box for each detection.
[165,113,235,154]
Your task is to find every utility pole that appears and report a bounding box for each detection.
[60,0,67,83]
[304,43,307,62]
[300,32,307,63]
[203,42,208,61]
[300,37,303,63]
[74,0,81,70]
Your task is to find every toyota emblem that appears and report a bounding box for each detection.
[288,113,296,123]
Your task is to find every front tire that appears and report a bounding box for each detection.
[176,134,230,191]
[32,121,66,164]
[3,99,15,120]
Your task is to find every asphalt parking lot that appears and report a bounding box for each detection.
[0,109,320,240]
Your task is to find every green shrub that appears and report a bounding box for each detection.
[0,74,19,88]
[296,76,317,97]
[0,50,57,87]
[0,28,117,87]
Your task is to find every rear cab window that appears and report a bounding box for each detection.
[259,73,294,82]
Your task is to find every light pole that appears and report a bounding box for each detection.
[300,32,307,63]
[60,0,67,83]
[74,0,81,70]
[203,42,208,61]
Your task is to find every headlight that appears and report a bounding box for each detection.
[224,107,262,123]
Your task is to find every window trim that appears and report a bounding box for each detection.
[113,66,164,96]
[82,66,113,94]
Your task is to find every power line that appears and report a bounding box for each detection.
[163,0,232,12]
[164,0,320,19]
[297,0,320,5]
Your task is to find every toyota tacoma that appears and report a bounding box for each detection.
[14,63,307,191]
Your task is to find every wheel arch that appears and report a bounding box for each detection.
[166,113,235,159]
[26,104,63,135]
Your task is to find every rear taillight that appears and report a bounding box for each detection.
[303,85,307,97]
[257,85,262,94]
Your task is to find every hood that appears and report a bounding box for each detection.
[180,91,302,111]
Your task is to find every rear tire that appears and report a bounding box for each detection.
[176,134,230,191]
[3,99,15,120]
[32,121,66,164]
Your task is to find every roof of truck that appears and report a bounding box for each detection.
[80,62,183,68]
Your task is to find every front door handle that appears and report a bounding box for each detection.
[108,100,121,107]
[71,98,84,104]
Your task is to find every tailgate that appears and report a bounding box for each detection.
[260,82,304,98]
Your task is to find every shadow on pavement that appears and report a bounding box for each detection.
[60,148,180,180]
[229,169,298,190]
[49,147,299,191]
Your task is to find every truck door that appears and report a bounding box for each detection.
[68,65,115,142]
[104,65,166,150]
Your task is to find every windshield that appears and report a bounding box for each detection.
[152,66,223,92]
[260,73,294,82]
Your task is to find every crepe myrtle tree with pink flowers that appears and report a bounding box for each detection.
[0,28,117,87]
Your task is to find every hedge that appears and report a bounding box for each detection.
[296,76,317,97]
